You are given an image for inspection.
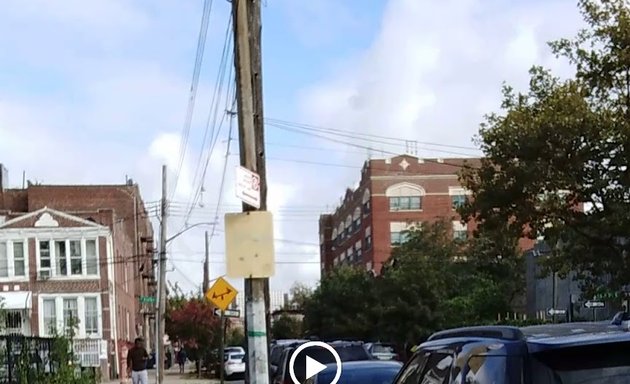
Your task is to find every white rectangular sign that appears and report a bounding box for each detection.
[235,166,261,209]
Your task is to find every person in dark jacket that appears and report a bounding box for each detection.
[127,337,149,384]
[177,347,187,373]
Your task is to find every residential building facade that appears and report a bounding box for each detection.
[319,155,488,275]
[0,166,155,380]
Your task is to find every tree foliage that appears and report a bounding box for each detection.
[271,314,303,340]
[302,221,516,346]
[165,297,221,363]
[458,0,630,294]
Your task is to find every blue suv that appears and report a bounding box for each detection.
[392,322,630,383]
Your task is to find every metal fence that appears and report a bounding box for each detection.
[0,335,55,383]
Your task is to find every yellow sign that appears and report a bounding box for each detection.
[205,277,238,311]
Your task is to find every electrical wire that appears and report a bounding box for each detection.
[171,0,215,200]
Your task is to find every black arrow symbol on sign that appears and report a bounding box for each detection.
[212,288,233,300]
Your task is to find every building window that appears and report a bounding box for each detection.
[362,189,371,215]
[390,231,410,246]
[86,240,98,275]
[452,221,468,241]
[386,182,425,212]
[389,196,422,211]
[55,241,67,276]
[390,222,419,246]
[451,195,466,209]
[43,299,56,336]
[63,298,78,331]
[84,297,99,335]
[365,226,372,249]
[338,223,345,240]
[13,242,25,277]
[39,241,51,270]
[355,240,362,262]
[0,242,8,278]
[352,207,361,231]
[69,240,82,275]
[344,215,352,237]
[6,311,22,331]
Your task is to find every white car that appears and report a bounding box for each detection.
[224,352,246,378]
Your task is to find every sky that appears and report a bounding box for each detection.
[0,0,585,294]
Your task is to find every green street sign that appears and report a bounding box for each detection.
[140,296,156,304]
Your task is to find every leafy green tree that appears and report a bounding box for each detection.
[459,0,630,294]
[302,266,378,340]
[226,327,245,347]
[271,314,303,339]
[287,283,313,310]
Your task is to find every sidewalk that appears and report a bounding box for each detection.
[107,365,221,384]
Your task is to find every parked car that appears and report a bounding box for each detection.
[225,346,245,355]
[306,360,403,384]
[272,340,372,384]
[365,342,398,361]
[392,322,630,383]
[270,339,309,378]
[224,351,246,379]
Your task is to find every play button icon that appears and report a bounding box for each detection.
[289,341,342,384]
[305,356,327,379]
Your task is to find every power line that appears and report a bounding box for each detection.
[171,0,215,200]
[265,117,480,151]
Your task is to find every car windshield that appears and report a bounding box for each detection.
[530,341,630,384]
[317,366,401,384]
[372,345,394,354]
[230,353,245,361]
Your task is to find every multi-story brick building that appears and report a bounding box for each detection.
[0,164,155,379]
[319,155,518,275]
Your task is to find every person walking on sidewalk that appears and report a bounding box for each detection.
[127,337,149,384]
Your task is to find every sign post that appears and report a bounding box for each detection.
[219,309,225,384]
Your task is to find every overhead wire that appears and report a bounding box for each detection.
[171,0,215,200]
[178,15,235,230]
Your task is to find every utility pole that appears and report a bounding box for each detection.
[247,0,272,348]
[157,165,168,383]
[203,231,210,293]
[232,0,269,383]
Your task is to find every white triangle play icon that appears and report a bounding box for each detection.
[305,355,327,380]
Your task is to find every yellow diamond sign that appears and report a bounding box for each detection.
[205,277,238,311]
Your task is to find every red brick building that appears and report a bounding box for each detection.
[0,165,155,379]
[319,155,535,275]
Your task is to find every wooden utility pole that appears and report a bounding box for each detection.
[246,0,272,343]
[232,0,270,383]
[157,165,168,383]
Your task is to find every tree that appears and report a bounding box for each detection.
[226,327,245,347]
[301,221,517,345]
[302,266,378,340]
[166,297,221,374]
[459,0,630,295]
[271,314,303,339]
[288,283,313,310]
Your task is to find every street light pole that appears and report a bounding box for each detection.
[157,165,168,384]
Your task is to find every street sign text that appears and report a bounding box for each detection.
[585,300,605,309]
[235,166,261,208]
[214,308,241,318]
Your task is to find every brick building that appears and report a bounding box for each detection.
[0,165,155,379]
[319,155,537,276]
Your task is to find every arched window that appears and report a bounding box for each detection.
[344,215,352,236]
[338,222,345,239]
[352,207,361,230]
[385,182,425,211]
[332,228,338,241]
[362,189,371,214]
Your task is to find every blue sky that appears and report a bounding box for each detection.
[0,0,585,294]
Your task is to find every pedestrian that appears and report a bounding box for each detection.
[177,347,187,373]
[127,337,149,384]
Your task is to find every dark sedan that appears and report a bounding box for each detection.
[306,360,403,384]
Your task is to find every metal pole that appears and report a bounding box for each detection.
[220,311,225,384]
[232,0,269,383]
[157,165,168,383]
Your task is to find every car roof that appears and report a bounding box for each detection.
[321,360,402,373]
[422,322,630,351]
